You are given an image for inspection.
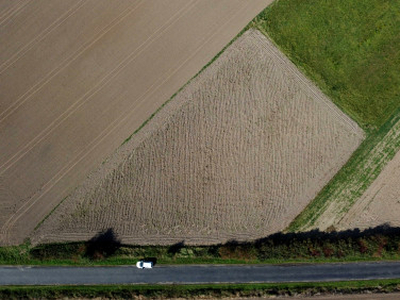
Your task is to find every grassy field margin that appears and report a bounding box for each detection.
[1,280,400,299]
[2,226,400,266]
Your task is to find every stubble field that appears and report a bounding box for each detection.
[34,29,364,245]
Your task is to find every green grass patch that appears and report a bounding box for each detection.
[1,280,400,299]
[254,0,400,130]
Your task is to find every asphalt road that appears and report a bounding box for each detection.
[1,262,400,285]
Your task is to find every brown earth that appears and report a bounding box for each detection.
[338,147,400,230]
[33,29,364,245]
[0,0,272,245]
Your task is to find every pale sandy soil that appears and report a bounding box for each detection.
[338,146,400,230]
[0,0,271,245]
[33,29,364,245]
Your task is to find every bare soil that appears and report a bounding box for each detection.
[33,29,364,245]
[0,0,271,245]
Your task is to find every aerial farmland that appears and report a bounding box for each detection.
[1,0,400,250]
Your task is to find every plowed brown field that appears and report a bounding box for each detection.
[0,0,271,245]
[33,30,364,245]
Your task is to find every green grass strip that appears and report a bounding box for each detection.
[288,109,400,231]
[1,279,400,299]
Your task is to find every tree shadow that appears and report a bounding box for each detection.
[217,223,400,260]
[84,228,121,260]
[167,240,185,255]
[253,223,396,246]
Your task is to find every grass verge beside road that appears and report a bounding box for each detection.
[1,280,400,299]
[2,226,400,266]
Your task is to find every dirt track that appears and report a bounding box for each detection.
[33,30,363,245]
[0,0,271,245]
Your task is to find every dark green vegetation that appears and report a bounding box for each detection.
[1,280,400,299]
[255,0,400,130]
[2,226,400,266]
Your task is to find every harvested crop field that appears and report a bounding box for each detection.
[33,29,364,245]
[338,147,400,230]
[0,0,271,245]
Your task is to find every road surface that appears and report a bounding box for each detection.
[1,262,400,285]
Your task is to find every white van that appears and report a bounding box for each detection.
[136,260,153,269]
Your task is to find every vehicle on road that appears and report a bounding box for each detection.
[136,260,153,269]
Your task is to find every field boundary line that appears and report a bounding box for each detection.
[2,0,251,244]
[0,0,31,27]
[0,0,85,75]
[0,0,144,123]
[0,0,195,175]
